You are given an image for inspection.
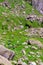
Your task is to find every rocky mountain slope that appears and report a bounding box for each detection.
[0,0,43,65]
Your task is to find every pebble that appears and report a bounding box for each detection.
[29,52,35,55]
[22,42,27,45]
[22,49,26,55]
[31,46,38,50]
[25,46,28,48]
[17,59,27,65]
[29,62,36,65]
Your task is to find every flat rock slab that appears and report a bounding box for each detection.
[29,39,43,48]
[0,45,15,60]
[0,55,12,65]
[25,28,43,38]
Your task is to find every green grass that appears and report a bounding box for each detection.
[0,0,43,65]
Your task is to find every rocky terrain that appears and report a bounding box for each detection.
[32,0,43,14]
[0,0,43,65]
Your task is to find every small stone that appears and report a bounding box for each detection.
[21,4,25,9]
[25,46,28,48]
[22,49,26,55]
[20,25,24,29]
[29,61,36,65]
[23,56,28,60]
[29,52,35,55]
[22,42,27,45]
[17,59,27,65]
[31,46,37,50]
[23,11,26,14]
